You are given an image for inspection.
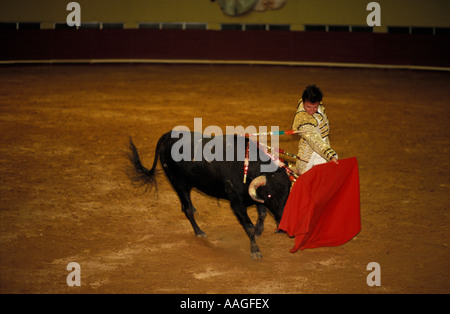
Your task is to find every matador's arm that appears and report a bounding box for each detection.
[298,124,337,161]
[292,111,337,161]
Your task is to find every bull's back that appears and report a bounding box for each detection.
[158,132,256,200]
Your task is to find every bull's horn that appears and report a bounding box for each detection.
[248,175,267,203]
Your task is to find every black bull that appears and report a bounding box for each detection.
[128,131,291,259]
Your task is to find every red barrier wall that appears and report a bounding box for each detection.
[2,29,449,67]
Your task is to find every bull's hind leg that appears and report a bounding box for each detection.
[181,191,207,238]
[160,162,206,238]
[173,184,207,238]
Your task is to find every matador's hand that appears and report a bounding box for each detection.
[331,156,339,164]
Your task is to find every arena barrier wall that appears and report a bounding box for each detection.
[1,29,449,69]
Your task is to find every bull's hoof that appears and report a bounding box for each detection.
[251,252,263,260]
[196,232,207,239]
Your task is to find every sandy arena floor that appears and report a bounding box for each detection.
[0,64,449,294]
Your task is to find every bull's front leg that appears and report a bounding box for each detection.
[230,199,263,259]
[255,204,267,238]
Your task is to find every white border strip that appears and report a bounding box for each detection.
[1,58,449,71]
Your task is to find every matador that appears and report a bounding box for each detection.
[291,85,338,175]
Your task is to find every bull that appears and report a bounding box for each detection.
[127,131,291,259]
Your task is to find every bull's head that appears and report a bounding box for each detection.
[248,172,290,222]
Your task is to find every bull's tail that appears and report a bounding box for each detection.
[127,134,168,193]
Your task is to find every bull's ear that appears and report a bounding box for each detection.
[248,176,266,203]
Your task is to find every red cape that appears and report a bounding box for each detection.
[279,157,361,253]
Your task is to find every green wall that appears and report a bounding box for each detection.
[1,0,449,30]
